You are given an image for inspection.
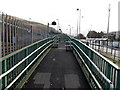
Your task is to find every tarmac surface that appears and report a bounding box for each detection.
[22,36,91,89]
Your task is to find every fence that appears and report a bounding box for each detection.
[88,40,120,61]
[0,13,33,57]
[67,36,120,89]
[0,12,54,57]
[0,36,55,89]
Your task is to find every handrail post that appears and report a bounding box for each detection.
[116,69,120,88]
[2,60,7,89]
[31,25,33,44]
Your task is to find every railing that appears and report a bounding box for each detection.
[88,40,120,60]
[0,13,33,57]
[67,36,120,89]
[0,36,55,89]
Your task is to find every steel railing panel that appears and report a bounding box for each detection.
[0,35,56,89]
[65,35,120,89]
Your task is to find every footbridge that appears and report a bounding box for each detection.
[0,34,120,89]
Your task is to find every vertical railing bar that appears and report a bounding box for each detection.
[101,58,104,73]
[4,60,7,88]
[8,16,11,53]
[113,68,116,87]
[17,20,19,49]
[12,17,14,52]
[16,20,19,50]
[114,70,118,88]
[14,18,17,51]
[5,14,9,55]
[110,67,113,81]
[2,13,5,57]
[116,69,120,88]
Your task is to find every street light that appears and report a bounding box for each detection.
[28,18,33,43]
[59,28,62,33]
[107,4,111,39]
[56,19,60,31]
[77,8,81,39]
[47,21,56,37]
[106,4,111,53]
[77,8,83,39]
[56,19,62,33]
[51,21,56,25]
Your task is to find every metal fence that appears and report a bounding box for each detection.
[0,13,33,57]
[88,40,120,61]
[0,36,54,89]
[67,36,120,89]
[0,13,54,57]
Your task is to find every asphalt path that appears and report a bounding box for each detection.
[22,37,91,89]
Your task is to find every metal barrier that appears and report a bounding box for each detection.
[88,40,120,60]
[67,36,120,89]
[0,13,33,57]
[0,13,56,57]
[0,37,55,89]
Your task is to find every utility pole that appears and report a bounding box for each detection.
[31,25,33,43]
[77,8,83,39]
[106,4,111,53]
[107,4,111,39]
[77,8,81,39]
[56,19,60,31]
[47,23,49,37]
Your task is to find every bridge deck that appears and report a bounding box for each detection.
[22,38,91,89]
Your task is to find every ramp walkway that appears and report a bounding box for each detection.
[22,37,90,89]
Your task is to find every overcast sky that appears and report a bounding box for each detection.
[0,0,119,36]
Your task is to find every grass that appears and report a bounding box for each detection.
[105,56,120,66]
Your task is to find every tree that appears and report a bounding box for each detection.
[76,33,86,39]
[98,31,104,38]
[87,31,98,38]
[87,31,105,38]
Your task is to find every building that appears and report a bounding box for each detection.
[116,31,120,40]
[102,34,115,40]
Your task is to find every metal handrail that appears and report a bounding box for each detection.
[72,45,103,89]
[4,43,52,89]
[0,36,55,89]
[73,38,119,69]
[0,41,52,79]
[72,41,114,88]
[0,38,52,61]
[63,34,120,88]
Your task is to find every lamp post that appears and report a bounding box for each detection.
[47,21,56,37]
[56,19,60,31]
[29,18,33,43]
[56,19,62,33]
[77,8,83,39]
[106,4,111,53]
[107,4,111,39]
